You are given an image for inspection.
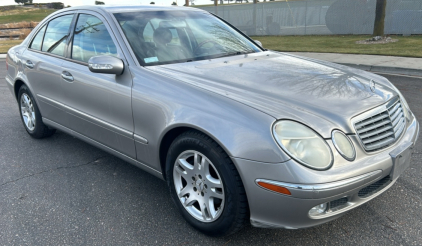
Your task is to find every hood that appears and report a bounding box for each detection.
[146,51,397,136]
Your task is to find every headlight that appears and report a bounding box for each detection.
[396,90,411,120]
[272,120,333,170]
[332,130,356,161]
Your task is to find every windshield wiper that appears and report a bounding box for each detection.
[213,51,255,59]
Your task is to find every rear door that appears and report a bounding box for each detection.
[60,11,135,158]
[23,13,75,126]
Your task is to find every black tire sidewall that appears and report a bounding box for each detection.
[166,132,243,236]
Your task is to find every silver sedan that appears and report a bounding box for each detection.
[5,5,419,236]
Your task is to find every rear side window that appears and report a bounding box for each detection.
[71,14,118,63]
[30,25,46,51]
[42,14,74,57]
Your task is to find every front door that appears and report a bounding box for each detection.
[60,12,135,158]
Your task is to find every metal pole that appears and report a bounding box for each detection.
[214,0,218,15]
[253,0,257,35]
[305,0,307,35]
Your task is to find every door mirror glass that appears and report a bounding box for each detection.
[88,55,124,75]
[254,40,263,48]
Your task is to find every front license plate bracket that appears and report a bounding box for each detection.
[389,141,414,181]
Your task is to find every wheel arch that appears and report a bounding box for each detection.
[14,79,25,100]
[158,125,234,181]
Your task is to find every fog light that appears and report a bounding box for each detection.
[309,203,328,216]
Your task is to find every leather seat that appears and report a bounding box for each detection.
[153,27,187,62]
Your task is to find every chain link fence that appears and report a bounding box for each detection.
[197,0,422,36]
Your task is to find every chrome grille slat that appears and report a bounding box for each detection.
[364,137,395,151]
[356,120,391,133]
[391,112,403,128]
[362,131,394,144]
[389,108,402,122]
[353,97,406,152]
[394,120,406,138]
[388,103,400,114]
[355,113,390,129]
[387,100,399,110]
[359,125,393,139]
[394,118,405,133]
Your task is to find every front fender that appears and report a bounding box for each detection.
[130,67,290,173]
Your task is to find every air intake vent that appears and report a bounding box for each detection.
[353,97,406,151]
[358,176,391,198]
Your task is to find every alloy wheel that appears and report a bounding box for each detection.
[20,93,36,131]
[173,150,225,222]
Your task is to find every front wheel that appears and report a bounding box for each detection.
[166,131,249,236]
[18,85,55,139]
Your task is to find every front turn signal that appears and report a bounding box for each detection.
[257,181,291,195]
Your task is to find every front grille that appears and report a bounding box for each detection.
[329,197,348,211]
[354,97,406,151]
[358,176,391,198]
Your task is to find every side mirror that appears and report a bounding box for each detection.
[254,40,263,48]
[88,55,124,75]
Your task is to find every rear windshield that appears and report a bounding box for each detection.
[114,11,260,66]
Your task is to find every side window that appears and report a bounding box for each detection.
[72,14,118,63]
[29,25,46,51]
[42,14,74,56]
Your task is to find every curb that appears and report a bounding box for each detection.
[340,63,422,78]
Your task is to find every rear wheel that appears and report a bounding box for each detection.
[166,130,249,236]
[18,85,55,139]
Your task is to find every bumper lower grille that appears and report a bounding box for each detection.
[329,197,348,211]
[358,176,391,198]
[354,97,406,151]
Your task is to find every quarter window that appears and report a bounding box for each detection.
[42,14,74,56]
[72,14,118,63]
[29,25,46,51]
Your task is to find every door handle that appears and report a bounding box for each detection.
[61,71,74,82]
[25,60,34,69]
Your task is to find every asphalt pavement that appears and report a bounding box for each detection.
[0,61,421,245]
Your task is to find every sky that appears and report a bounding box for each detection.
[0,0,214,7]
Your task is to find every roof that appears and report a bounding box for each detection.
[61,5,204,14]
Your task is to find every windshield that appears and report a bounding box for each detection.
[114,11,261,66]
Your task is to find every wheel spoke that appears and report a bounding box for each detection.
[202,157,209,173]
[174,164,190,180]
[23,95,30,106]
[183,195,196,207]
[31,112,36,123]
[177,158,193,177]
[199,202,209,220]
[205,175,223,190]
[209,188,224,200]
[205,200,216,219]
[27,116,33,128]
[193,152,201,171]
[178,184,191,198]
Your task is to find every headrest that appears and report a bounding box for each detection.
[153,27,172,45]
[158,21,174,28]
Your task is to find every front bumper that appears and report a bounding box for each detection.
[232,117,419,229]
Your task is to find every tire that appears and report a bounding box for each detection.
[18,84,56,139]
[166,130,249,236]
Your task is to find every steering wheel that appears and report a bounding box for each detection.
[193,40,220,55]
